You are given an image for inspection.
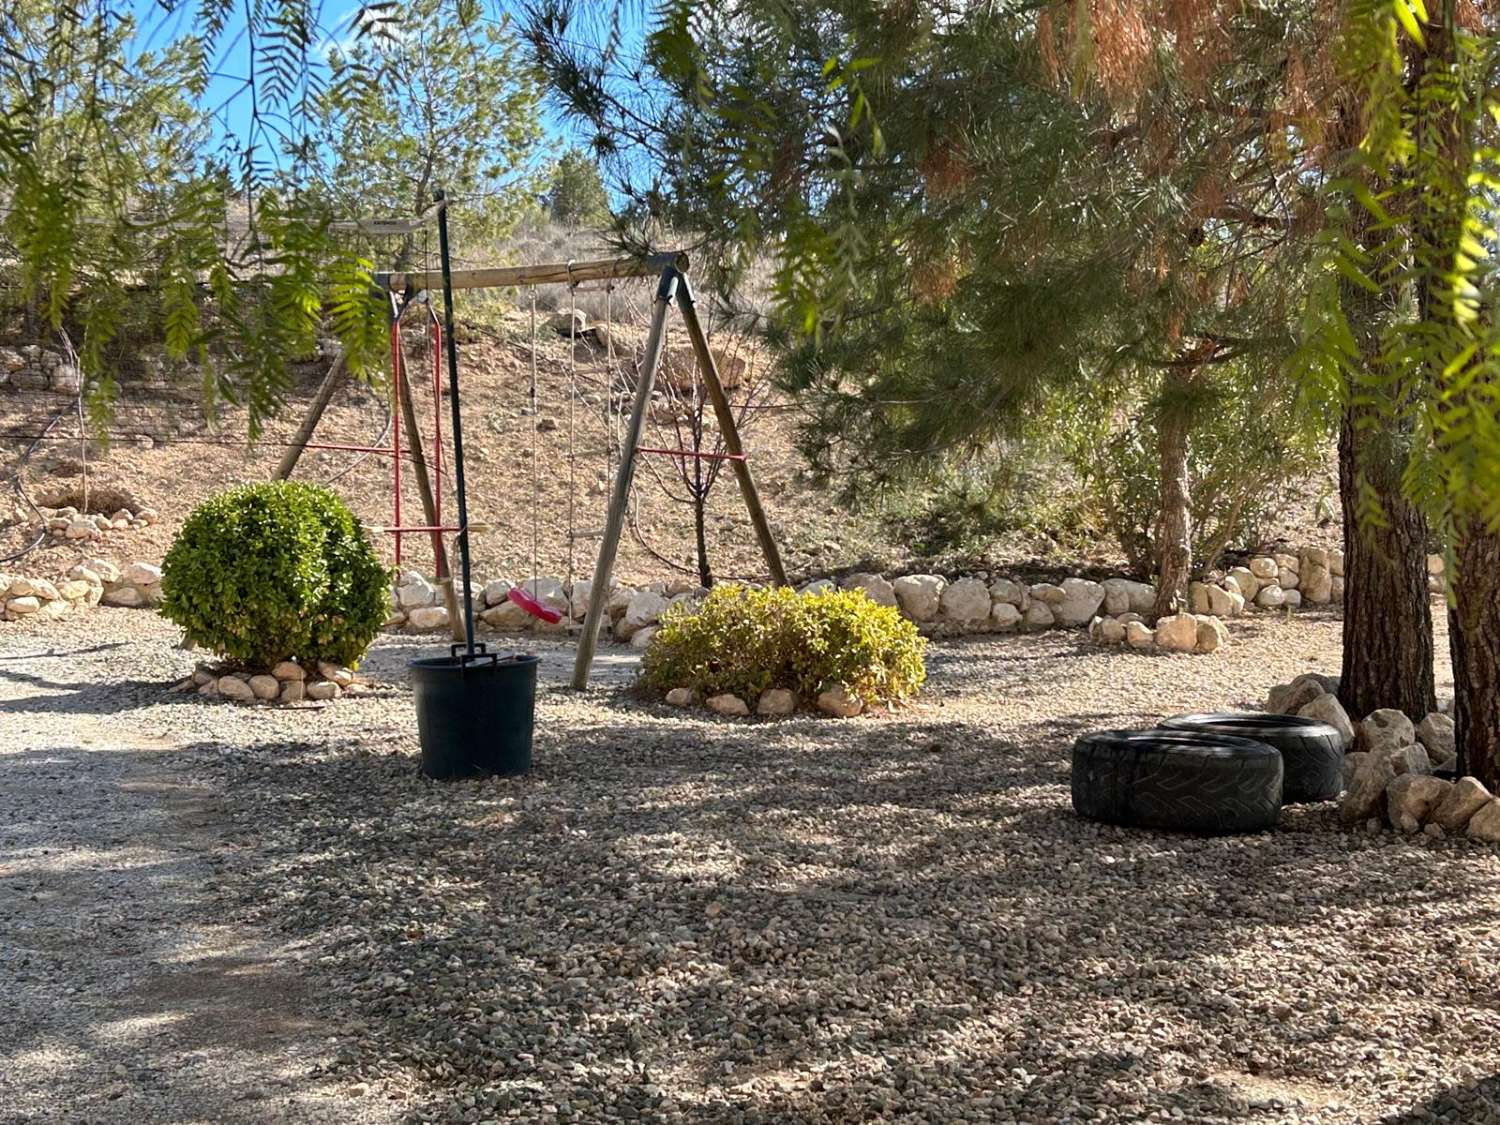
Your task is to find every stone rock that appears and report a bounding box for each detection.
[64,517,95,540]
[272,660,306,681]
[1153,613,1199,654]
[665,577,699,597]
[1303,547,1330,569]
[893,574,944,622]
[1274,552,1300,573]
[123,561,162,588]
[940,577,992,628]
[82,558,122,584]
[397,576,436,609]
[1188,582,1214,615]
[1249,556,1279,580]
[1357,708,1417,756]
[216,675,255,702]
[1330,576,1345,601]
[617,591,669,640]
[551,308,587,336]
[1433,776,1494,831]
[57,579,92,601]
[1330,550,1345,577]
[1386,773,1452,829]
[50,362,82,394]
[1427,553,1445,576]
[1100,578,1155,616]
[1301,565,1333,604]
[1298,692,1356,749]
[317,662,355,688]
[280,680,306,704]
[1255,583,1287,609]
[408,605,450,631]
[7,596,41,614]
[1125,620,1154,649]
[841,572,898,608]
[1227,567,1260,600]
[306,681,339,702]
[1206,584,1245,618]
[482,579,513,607]
[816,685,864,718]
[988,578,1029,609]
[1466,800,1500,844]
[1023,601,1055,630]
[101,585,144,608]
[1194,615,1229,654]
[1029,582,1066,605]
[1341,752,1396,823]
[1424,822,1445,839]
[799,578,836,595]
[665,687,696,708]
[1282,589,1303,609]
[757,688,798,716]
[567,579,603,619]
[249,674,281,701]
[1099,616,1127,644]
[706,692,749,717]
[629,626,658,651]
[1054,577,1105,627]
[1386,743,1433,777]
[989,602,1022,632]
[1417,713,1456,761]
[606,586,638,620]
[486,600,537,630]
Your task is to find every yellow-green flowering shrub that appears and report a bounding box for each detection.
[641,584,926,706]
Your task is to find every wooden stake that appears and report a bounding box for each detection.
[675,276,789,587]
[274,348,348,480]
[571,267,679,690]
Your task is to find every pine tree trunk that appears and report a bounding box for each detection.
[1336,409,1436,720]
[1151,380,1192,621]
[1451,519,1500,785]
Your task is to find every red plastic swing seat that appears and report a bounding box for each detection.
[508,585,564,624]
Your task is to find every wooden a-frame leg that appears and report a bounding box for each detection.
[571,267,680,689]
[675,275,789,588]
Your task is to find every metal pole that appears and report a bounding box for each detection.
[571,266,679,689]
[435,190,476,655]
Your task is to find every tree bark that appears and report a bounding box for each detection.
[1450,518,1500,785]
[1327,83,1436,722]
[1151,371,1193,621]
[1336,411,1436,720]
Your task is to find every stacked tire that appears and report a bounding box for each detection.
[1071,713,1344,835]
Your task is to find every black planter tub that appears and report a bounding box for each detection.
[410,646,539,779]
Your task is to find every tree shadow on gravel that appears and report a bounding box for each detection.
[1381,1075,1500,1123]
[0,744,362,1125]
[165,701,1500,1124]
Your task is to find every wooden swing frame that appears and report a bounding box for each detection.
[275,237,787,689]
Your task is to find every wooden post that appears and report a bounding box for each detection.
[675,276,789,587]
[391,299,464,641]
[274,348,348,480]
[571,266,679,689]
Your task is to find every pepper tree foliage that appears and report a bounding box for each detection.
[527,1,1333,586]
[1301,1,1500,553]
[0,0,538,434]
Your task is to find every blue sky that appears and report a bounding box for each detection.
[125,0,646,182]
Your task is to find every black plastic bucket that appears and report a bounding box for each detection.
[410,646,539,779]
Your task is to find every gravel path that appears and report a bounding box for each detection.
[5,608,1500,1124]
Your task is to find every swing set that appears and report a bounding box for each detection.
[276,199,787,689]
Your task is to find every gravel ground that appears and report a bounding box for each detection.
[5,607,1500,1125]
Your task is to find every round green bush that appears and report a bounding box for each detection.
[640,584,927,706]
[160,481,391,670]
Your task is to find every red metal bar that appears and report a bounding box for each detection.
[634,446,747,462]
[391,319,403,565]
